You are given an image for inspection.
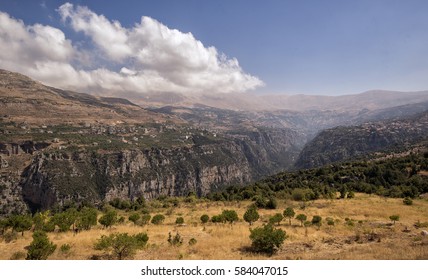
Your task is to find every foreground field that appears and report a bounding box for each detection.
[1,193,428,260]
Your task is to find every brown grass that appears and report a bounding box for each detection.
[1,193,428,260]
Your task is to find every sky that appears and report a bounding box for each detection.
[1,0,428,97]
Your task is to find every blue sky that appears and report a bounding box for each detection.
[1,0,428,96]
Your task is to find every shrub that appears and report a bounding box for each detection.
[200,214,209,224]
[403,197,413,205]
[94,232,148,260]
[243,206,259,226]
[249,224,287,255]
[269,213,284,226]
[141,214,151,225]
[128,213,141,225]
[10,251,26,260]
[175,217,185,225]
[389,215,400,225]
[211,215,225,224]
[222,210,239,224]
[76,207,98,230]
[9,214,33,236]
[60,243,71,254]
[151,214,165,225]
[311,215,322,229]
[188,238,197,246]
[167,232,183,246]
[26,231,57,260]
[99,210,118,228]
[326,217,335,226]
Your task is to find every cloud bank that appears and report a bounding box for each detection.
[0,3,263,97]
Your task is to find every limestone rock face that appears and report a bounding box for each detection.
[16,140,268,211]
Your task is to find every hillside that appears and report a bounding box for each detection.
[295,111,428,169]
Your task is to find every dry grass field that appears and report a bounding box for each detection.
[1,193,428,260]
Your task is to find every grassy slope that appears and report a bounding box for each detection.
[1,194,427,260]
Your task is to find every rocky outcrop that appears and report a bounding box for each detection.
[18,140,262,211]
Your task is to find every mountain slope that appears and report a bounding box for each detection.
[0,69,168,125]
[295,111,428,169]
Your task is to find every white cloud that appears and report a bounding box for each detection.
[0,3,264,98]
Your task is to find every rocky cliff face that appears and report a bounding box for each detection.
[0,128,303,213]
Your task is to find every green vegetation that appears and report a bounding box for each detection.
[151,214,165,225]
[296,214,307,226]
[94,232,148,260]
[283,207,295,225]
[200,214,209,224]
[26,231,57,260]
[128,213,141,225]
[175,217,184,225]
[207,152,428,203]
[167,232,183,246]
[311,215,322,229]
[390,215,400,225]
[243,206,259,226]
[99,210,118,228]
[269,213,284,226]
[249,224,287,255]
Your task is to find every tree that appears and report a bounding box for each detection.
[222,210,239,224]
[283,207,295,226]
[175,217,184,225]
[389,215,400,225]
[0,218,10,236]
[53,208,78,232]
[311,215,322,229]
[269,213,284,226]
[151,214,165,225]
[296,214,307,226]
[243,206,259,226]
[249,224,287,255]
[76,207,98,230]
[9,215,33,236]
[26,231,57,260]
[99,210,118,228]
[94,232,148,260]
[200,214,209,224]
[128,213,141,225]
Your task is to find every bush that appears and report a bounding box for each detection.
[311,215,322,229]
[175,217,185,225]
[222,210,239,224]
[60,243,71,254]
[94,232,148,260]
[243,206,259,226]
[128,213,141,225]
[403,197,413,205]
[10,251,26,260]
[200,214,209,224]
[326,217,335,226]
[9,215,33,236]
[249,224,287,255]
[26,231,57,260]
[211,215,225,224]
[188,238,197,246]
[99,210,118,228]
[141,214,151,225]
[389,215,400,225]
[151,214,165,225]
[167,232,183,246]
[76,207,98,230]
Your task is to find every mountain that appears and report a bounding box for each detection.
[295,111,428,169]
[0,69,303,214]
[0,69,168,126]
